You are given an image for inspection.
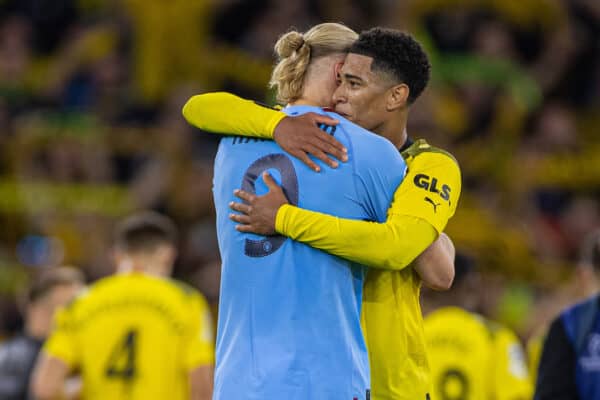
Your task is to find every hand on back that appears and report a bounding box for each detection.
[273,112,347,172]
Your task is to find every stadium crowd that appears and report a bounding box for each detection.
[0,0,599,397]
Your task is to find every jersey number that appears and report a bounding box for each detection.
[105,329,137,381]
[438,368,469,400]
[241,154,299,257]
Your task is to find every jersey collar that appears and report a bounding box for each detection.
[398,136,414,153]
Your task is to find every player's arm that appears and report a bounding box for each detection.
[231,153,461,272]
[31,308,79,400]
[185,294,215,400]
[182,92,284,138]
[413,232,455,290]
[190,365,214,400]
[30,354,70,400]
[182,92,345,171]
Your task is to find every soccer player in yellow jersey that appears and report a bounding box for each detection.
[423,254,532,400]
[31,212,214,400]
[183,27,460,399]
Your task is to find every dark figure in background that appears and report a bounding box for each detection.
[535,230,600,400]
[0,267,84,400]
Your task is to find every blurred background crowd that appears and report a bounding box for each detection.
[0,0,599,349]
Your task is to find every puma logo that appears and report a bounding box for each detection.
[425,196,441,213]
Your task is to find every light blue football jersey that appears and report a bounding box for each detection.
[212,105,406,400]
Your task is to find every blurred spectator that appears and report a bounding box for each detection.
[0,266,84,400]
[534,229,600,399]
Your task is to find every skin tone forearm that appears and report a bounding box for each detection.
[30,354,70,400]
[413,232,455,290]
[189,365,214,400]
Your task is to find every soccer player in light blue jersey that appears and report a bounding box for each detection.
[204,24,406,400]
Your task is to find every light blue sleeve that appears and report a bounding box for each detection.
[349,131,406,222]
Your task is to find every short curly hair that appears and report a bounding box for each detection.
[349,28,431,104]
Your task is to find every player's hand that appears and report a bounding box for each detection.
[229,172,289,235]
[273,113,347,172]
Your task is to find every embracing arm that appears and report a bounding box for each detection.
[275,150,461,276]
[232,150,461,278]
[182,92,283,138]
[277,205,437,270]
[276,205,455,287]
[182,92,344,171]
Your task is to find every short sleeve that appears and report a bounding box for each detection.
[388,151,461,233]
[42,308,79,369]
[183,294,215,370]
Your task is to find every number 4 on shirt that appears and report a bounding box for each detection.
[105,329,137,380]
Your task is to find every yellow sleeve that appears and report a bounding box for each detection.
[391,150,462,234]
[42,307,79,369]
[183,293,215,370]
[182,92,284,139]
[273,145,461,271]
[276,205,437,270]
[492,327,533,400]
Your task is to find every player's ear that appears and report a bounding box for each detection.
[386,83,409,111]
[333,61,344,85]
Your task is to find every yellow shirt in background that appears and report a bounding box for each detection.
[43,272,214,400]
[424,307,532,400]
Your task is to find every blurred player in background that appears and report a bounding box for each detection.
[205,23,408,400]
[535,229,600,400]
[423,253,532,400]
[31,212,214,400]
[0,267,84,400]
[184,27,460,399]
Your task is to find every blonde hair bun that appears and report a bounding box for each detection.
[270,23,357,104]
[275,31,306,58]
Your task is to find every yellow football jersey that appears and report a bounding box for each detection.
[361,267,429,400]
[360,142,461,400]
[424,307,532,400]
[43,272,214,400]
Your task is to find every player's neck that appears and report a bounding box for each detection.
[378,121,408,149]
[290,98,318,107]
[117,259,169,277]
[25,309,50,340]
[374,109,408,148]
